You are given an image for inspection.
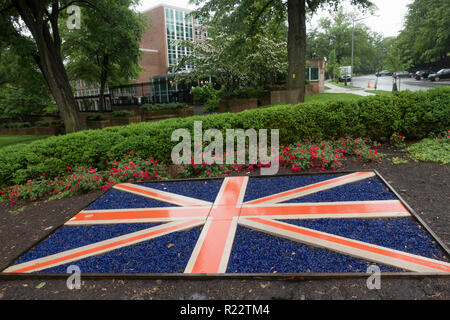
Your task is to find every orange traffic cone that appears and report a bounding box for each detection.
[374,81,377,90]
[368,81,371,88]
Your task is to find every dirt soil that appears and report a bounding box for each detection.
[0,147,449,300]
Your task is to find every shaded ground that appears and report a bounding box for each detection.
[0,135,49,148]
[0,147,449,300]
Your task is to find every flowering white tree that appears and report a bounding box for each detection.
[170,27,287,97]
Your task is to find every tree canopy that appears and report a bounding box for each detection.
[307,7,385,74]
[396,0,449,65]
[190,0,373,103]
[170,19,288,96]
[0,0,145,132]
[62,0,147,108]
[0,44,56,122]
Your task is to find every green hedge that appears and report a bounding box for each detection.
[0,87,449,186]
[140,103,185,111]
[111,110,133,118]
[86,114,108,121]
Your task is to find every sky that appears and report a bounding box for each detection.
[136,0,413,37]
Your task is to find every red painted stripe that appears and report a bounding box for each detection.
[248,218,450,273]
[214,177,247,207]
[10,220,202,273]
[71,207,210,222]
[115,184,204,206]
[191,219,234,273]
[246,172,373,205]
[189,177,247,273]
[240,201,408,217]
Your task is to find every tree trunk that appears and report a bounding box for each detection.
[99,55,109,111]
[38,48,82,133]
[287,0,307,105]
[13,0,82,133]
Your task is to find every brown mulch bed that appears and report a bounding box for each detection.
[0,147,449,300]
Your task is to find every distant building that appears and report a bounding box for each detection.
[137,4,206,83]
[73,4,204,105]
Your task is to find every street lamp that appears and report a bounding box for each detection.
[351,15,379,77]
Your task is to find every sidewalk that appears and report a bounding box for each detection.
[325,80,375,96]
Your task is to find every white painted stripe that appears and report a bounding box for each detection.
[184,219,212,273]
[65,216,208,226]
[235,176,249,208]
[241,212,411,220]
[113,183,212,206]
[217,217,239,273]
[242,200,403,208]
[211,177,229,208]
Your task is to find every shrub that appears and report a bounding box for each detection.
[204,95,221,113]
[1,138,381,204]
[34,121,50,127]
[51,120,63,126]
[225,86,264,99]
[0,87,449,186]
[1,122,32,128]
[140,103,185,111]
[191,83,221,105]
[86,114,108,121]
[111,110,133,118]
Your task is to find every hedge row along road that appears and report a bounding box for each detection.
[0,87,449,186]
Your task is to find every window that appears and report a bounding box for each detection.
[195,28,202,40]
[305,67,319,81]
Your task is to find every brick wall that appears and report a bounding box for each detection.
[137,6,167,83]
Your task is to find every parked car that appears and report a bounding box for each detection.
[376,70,391,77]
[338,75,352,82]
[414,70,434,80]
[428,69,450,82]
[393,71,412,78]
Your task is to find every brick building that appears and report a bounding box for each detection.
[137,4,206,83]
[74,4,204,104]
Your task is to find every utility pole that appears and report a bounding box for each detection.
[351,15,379,77]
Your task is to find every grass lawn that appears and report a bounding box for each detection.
[330,81,361,89]
[303,92,363,104]
[365,90,393,96]
[0,135,49,148]
[257,92,363,109]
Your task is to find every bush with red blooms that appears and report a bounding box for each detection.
[0,137,381,204]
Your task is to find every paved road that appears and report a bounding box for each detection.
[349,75,450,92]
[325,81,375,96]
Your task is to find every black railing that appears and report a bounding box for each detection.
[75,82,153,112]
[75,95,112,112]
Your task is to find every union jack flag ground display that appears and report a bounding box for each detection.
[2,171,450,275]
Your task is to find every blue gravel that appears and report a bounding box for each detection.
[141,179,224,202]
[244,174,346,202]
[36,226,202,274]
[13,223,163,265]
[280,218,448,261]
[85,189,174,210]
[283,178,397,203]
[226,225,403,273]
